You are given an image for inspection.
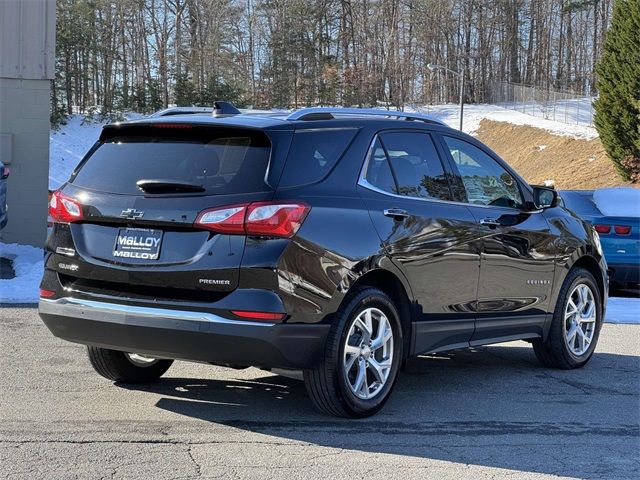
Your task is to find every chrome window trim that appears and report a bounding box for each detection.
[39,297,277,327]
[357,133,537,214]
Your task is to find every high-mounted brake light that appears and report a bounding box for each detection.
[152,123,194,129]
[195,202,309,238]
[614,225,631,235]
[49,191,83,224]
[593,224,611,234]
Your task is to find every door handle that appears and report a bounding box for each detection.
[383,208,410,220]
[479,217,501,226]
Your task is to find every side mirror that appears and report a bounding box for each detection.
[0,166,9,180]
[532,186,558,209]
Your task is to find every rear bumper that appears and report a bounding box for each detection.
[608,263,639,286]
[38,297,330,369]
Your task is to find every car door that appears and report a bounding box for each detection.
[358,130,482,354]
[438,134,556,345]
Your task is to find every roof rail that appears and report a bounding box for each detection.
[148,106,213,118]
[148,101,242,118]
[286,107,447,126]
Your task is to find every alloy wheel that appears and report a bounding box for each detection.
[343,307,394,400]
[564,283,597,356]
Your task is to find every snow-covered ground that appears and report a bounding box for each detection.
[412,103,598,140]
[0,243,44,303]
[49,113,144,190]
[606,297,640,324]
[493,97,596,128]
[1,241,637,324]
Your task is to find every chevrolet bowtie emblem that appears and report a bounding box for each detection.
[120,208,144,219]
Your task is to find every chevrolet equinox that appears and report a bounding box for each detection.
[39,104,608,417]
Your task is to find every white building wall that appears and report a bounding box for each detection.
[0,0,55,247]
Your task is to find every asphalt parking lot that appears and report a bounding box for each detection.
[1,306,638,480]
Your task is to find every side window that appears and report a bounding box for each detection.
[364,138,396,194]
[365,132,452,201]
[279,128,357,188]
[443,136,524,209]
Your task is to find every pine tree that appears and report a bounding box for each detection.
[594,0,640,181]
[174,74,197,106]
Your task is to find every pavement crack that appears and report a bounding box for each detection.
[185,444,203,478]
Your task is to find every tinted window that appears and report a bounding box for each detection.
[72,129,271,195]
[278,129,357,188]
[364,138,396,193]
[376,132,451,200]
[443,136,523,209]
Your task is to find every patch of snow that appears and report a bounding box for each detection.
[0,243,43,303]
[409,103,599,139]
[606,297,640,324]
[49,115,105,190]
[49,112,145,191]
[593,187,640,218]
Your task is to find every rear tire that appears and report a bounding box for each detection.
[87,346,173,383]
[533,268,602,369]
[303,288,403,418]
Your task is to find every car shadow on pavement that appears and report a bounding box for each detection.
[124,345,640,479]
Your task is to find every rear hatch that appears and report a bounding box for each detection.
[49,122,284,302]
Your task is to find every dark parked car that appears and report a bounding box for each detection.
[560,189,639,292]
[39,105,608,417]
[0,160,9,229]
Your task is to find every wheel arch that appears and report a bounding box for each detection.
[570,255,607,304]
[342,267,415,359]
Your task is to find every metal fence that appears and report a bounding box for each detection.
[486,81,596,127]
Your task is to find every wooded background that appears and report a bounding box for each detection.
[53,0,614,116]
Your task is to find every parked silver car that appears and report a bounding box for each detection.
[0,160,9,229]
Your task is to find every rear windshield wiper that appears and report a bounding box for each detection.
[136,179,205,194]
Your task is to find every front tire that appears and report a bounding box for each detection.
[533,268,602,369]
[87,346,173,383]
[303,288,403,418]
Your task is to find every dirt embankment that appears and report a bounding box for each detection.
[474,119,631,190]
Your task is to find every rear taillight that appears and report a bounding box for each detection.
[594,224,611,234]
[195,202,309,238]
[614,225,631,235]
[195,205,246,234]
[245,203,309,237]
[39,288,56,298]
[49,191,83,224]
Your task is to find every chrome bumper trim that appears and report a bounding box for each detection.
[39,297,276,327]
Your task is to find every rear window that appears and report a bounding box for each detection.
[278,128,357,188]
[71,128,272,195]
